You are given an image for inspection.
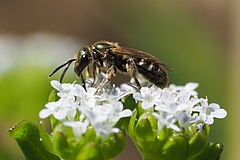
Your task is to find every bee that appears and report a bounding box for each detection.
[49,40,171,92]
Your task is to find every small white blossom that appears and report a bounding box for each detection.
[78,106,119,137]
[99,85,132,103]
[169,82,199,96]
[63,119,89,140]
[39,97,77,121]
[133,87,162,109]
[50,80,76,98]
[78,101,132,137]
[120,83,137,93]
[77,86,97,108]
[152,112,180,132]
[193,99,227,125]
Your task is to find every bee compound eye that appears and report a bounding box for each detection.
[74,47,92,76]
[82,54,88,59]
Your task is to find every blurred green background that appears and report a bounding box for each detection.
[0,1,237,159]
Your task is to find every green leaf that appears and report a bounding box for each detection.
[157,126,169,142]
[52,125,74,159]
[101,131,126,159]
[161,134,188,160]
[135,113,155,141]
[78,127,97,147]
[193,142,224,160]
[8,120,60,160]
[136,137,167,159]
[122,94,136,111]
[50,116,62,131]
[39,120,55,155]
[203,124,210,137]
[128,109,138,141]
[77,142,103,160]
[187,131,207,159]
[117,94,137,129]
[136,102,146,116]
[48,89,57,102]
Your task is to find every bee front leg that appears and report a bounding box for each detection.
[94,66,116,94]
[86,66,91,79]
[79,73,86,91]
[91,63,97,86]
[127,58,141,88]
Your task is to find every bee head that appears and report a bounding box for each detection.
[74,46,92,77]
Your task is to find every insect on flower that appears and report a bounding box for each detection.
[49,40,172,93]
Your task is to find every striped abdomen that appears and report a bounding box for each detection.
[134,58,168,88]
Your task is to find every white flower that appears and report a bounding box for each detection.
[120,83,137,93]
[93,101,132,124]
[63,118,89,140]
[78,106,119,137]
[78,101,132,137]
[152,112,180,132]
[193,98,227,125]
[39,97,77,121]
[76,86,97,108]
[133,87,162,109]
[169,82,199,96]
[50,80,76,98]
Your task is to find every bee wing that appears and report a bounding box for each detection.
[111,47,172,71]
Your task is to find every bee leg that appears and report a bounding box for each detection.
[91,63,97,86]
[79,73,86,91]
[86,66,91,79]
[127,58,141,88]
[94,66,116,94]
[85,65,93,86]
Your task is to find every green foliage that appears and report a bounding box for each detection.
[128,102,224,160]
[7,120,60,160]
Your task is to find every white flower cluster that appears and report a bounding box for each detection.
[133,83,227,132]
[40,72,227,138]
[39,79,132,139]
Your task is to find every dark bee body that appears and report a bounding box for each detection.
[49,40,171,92]
[111,46,171,88]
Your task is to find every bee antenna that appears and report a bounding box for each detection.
[49,58,76,82]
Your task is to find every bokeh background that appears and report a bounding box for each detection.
[0,1,237,159]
